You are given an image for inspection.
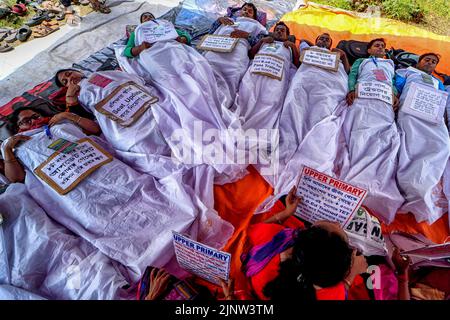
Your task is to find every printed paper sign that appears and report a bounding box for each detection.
[300,48,339,72]
[295,166,367,227]
[401,242,450,260]
[95,81,158,127]
[345,207,387,256]
[35,138,113,195]
[197,34,238,53]
[140,21,178,43]
[88,74,114,88]
[250,54,285,81]
[401,82,448,124]
[172,232,231,285]
[357,81,393,105]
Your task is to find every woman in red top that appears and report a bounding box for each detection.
[241,187,368,300]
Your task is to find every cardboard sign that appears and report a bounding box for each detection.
[250,54,285,81]
[94,81,158,127]
[35,138,113,195]
[345,207,387,256]
[140,21,178,43]
[357,81,393,105]
[295,166,367,227]
[197,34,239,53]
[401,82,448,124]
[300,48,340,72]
[172,232,231,285]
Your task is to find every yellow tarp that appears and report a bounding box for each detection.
[281,2,450,75]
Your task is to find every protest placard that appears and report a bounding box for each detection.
[250,54,285,80]
[357,81,393,105]
[95,82,158,127]
[197,34,239,53]
[295,166,367,227]
[300,48,340,72]
[35,138,113,195]
[172,232,231,285]
[401,82,448,124]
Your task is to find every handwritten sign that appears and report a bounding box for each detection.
[357,81,393,105]
[172,232,231,285]
[401,82,448,124]
[300,48,339,72]
[35,138,113,195]
[250,54,285,81]
[345,207,387,256]
[94,81,158,127]
[140,21,178,43]
[197,34,238,53]
[295,166,367,227]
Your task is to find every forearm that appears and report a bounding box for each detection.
[291,46,300,68]
[397,272,410,300]
[249,41,263,59]
[131,45,145,57]
[341,55,350,74]
[263,209,292,224]
[3,148,25,183]
[71,114,100,135]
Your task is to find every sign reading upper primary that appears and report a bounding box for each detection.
[172,232,231,285]
[250,54,284,81]
[35,138,113,195]
[295,166,367,227]
[357,81,393,105]
[197,34,238,53]
[300,48,340,72]
[401,82,448,124]
[95,81,158,127]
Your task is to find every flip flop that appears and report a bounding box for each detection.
[32,24,59,38]
[0,43,14,53]
[42,20,59,27]
[16,25,31,42]
[11,3,27,16]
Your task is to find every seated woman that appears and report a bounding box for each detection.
[2,107,233,283]
[203,2,268,108]
[54,68,185,178]
[236,22,299,131]
[395,53,450,223]
[115,12,242,178]
[241,188,411,300]
[0,182,132,299]
[338,38,404,224]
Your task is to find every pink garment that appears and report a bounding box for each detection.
[373,264,398,300]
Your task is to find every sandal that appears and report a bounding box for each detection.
[25,10,51,27]
[55,11,65,20]
[11,3,27,16]
[42,20,59,27]
[4,30,18,43]
[0,42,14,53]
[90,0,111,14]
[32,24,59,38]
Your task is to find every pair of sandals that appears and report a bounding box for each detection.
[90,0,111,14]
[32,20,60,38]
[0,26,31,43]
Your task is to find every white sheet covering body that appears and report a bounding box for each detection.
[0,183,130,300]
[236,41,294,130]
[338,58,404,223]
[78,70,185,178]
[2,123,232,282]
[116,19,244,179]
[254,50,349,211]
[204,16,268,108]
[396,67,450,223]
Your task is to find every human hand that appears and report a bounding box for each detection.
[176,36,188,44]
[141,41,152,49]
[349,249,368,276]
[261,36,274,44]
[66,79,80,97]
[218,17,234,26]
[392,247,411,275]
[283,40,295,49]
[230,29,249,39]
[48,112,77,127]
[220,278,234,300]
[284,186,301,216]
[5,135,31,150]
[346,90,356,106]
[145,268,172,300]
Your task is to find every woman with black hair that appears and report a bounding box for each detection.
[204,2,268,108]
[241,187,368,300]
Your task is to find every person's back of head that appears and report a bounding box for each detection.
[263,226,353,301]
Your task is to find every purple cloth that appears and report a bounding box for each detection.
[241,227,296,277]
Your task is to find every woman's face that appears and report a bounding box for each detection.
[17,109,42,132]
[58,70,83,87]
[367,40,386,58]
[241,4,255,19]
[141,13,155,23]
